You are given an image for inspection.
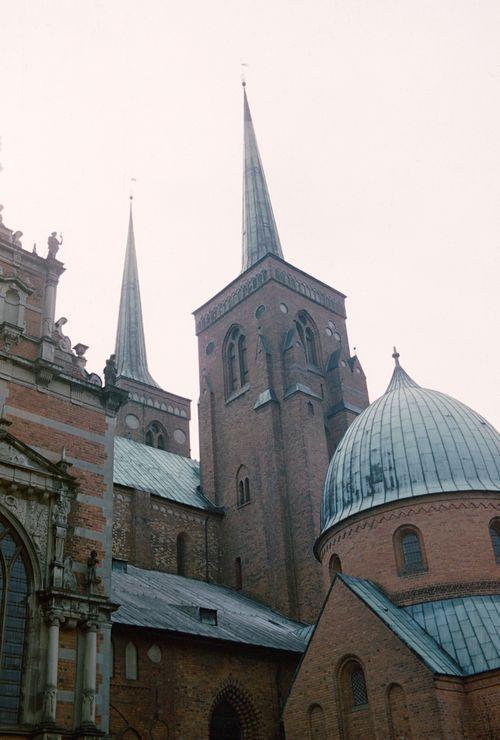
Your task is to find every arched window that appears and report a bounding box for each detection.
[387,683,412,739]
[308,703,326,740]
[394,526,427,575]
[0,520,29,724]
[125,641,138,680]
[145,421,167,449]
[351,666,368,707]
[329,554,342,579]
[224,326,249,398]
[236,466,251,507]
[490,519,500,564]
[295,310,321,368]
[235,557,242,590]
[177,532,189,577]
[4,289,20,326]
[210,699,242,740]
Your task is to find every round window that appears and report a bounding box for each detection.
[334,331,342,342]
[206,341,215,356]
[125,414,140,430]
[279,302,288,314]
[174,429,187,445]
[147,644,162,663]
[325,327,333,337]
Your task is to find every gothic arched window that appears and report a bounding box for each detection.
[490,519,500,564]
[387,683,412,739]
[224,326,249,398]
[236,466,251,507]
[145,422,167,449]
[329,554,342,579]
[394,525,427,575]
[0,521,29,724]
[176,532,189,577]
[296,311,321,368]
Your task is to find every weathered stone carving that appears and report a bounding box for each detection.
[85,550,101,593]
[47,232,63,260]
[63,555,77,591]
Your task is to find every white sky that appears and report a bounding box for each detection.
[1,0,499,458]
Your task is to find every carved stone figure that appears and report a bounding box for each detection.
[53,317,72,352]
[63,555,77,591]
[86,550,101,591]
[47,232,62,259]
[103,354,117,386]
[12,230,23,248]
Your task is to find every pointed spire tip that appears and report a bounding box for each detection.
[392,346,400,367]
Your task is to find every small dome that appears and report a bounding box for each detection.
[320,358,500,535]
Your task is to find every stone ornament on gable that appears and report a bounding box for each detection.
[47,232,63,260]
[53,317,72,352]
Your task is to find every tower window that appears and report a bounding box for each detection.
[295,311,321,368]
[145,421,167,449]
[394,526,427,575]
[125,641,138,680]
[490,519,500,564]
[224,326,249,398]
[236,466,251,507]
[329,554,342,579]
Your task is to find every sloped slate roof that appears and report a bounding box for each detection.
[406,595,500,675]
[113,437,216,512]
[112,565,310,653]
[340,575,463,676]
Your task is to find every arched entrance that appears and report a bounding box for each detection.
[209,699,242,740]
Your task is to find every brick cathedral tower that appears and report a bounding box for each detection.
[194,86,369,622]
[113,200,191,456]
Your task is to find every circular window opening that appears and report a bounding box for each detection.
[206,341,215,356]
[174,429,187,445]
[334,331,342,342]
[255,305,266,319]
[328,320,336,330]
[279,302,288,314]
[147,644,162,664]
[325,327,333,337]
[125,414,140,430]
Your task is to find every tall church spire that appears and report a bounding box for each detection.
[114,200,159,388]
[241,84,284,272]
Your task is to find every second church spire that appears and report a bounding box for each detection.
[241,84,284,272]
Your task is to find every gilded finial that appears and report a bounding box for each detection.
[392,346,400,367]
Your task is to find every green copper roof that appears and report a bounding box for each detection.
[114,204,159,388]
[340,575,463,676]
[113,437,216,511]
[406,595,500,675]
[241,86,283,272]
[321,359,500,533]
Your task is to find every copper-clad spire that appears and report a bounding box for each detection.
[241,84,284,272]
[114,200,159,388]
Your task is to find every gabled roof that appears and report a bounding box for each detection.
[340,575,463,676]
[112,564,310,653]
[113,437,217,512]
[406,595,500,676]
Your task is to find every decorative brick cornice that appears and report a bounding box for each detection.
[319,496,500,559]
[390,580,500,606]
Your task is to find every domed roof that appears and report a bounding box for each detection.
[320,353,500,535]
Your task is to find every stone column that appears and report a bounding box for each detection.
[80,621,98,729]
[42,270,59,338]
[43,612,62,725]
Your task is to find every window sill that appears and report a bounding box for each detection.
[225,383,250,405]
[399,568,428,578]
[237,500,251,510]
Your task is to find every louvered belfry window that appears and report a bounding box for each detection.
[0,521,29,724]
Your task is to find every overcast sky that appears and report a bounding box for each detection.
[1,0,499,457]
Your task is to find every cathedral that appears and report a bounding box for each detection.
[0,84,498,740]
